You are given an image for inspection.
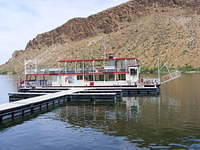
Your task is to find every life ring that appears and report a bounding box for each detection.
[164,76,170,80]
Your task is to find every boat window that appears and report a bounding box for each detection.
[95,75,104,81]
[85,75,94,81]
[118,74,126,80]
[105,74,115,81]
[130,69,137,75]
[95,74,115,81]
[77,75,83,80]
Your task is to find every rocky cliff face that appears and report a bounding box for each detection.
[1,0,200,73]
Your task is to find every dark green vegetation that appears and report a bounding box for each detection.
[141,65,200,74]
[178,65,200,72]
[141,67,158,74]
[0,71,17,75]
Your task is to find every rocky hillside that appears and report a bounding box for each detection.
[1,0,200,74]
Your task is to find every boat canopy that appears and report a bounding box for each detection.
[58,57,138,63]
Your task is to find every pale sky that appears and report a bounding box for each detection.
[0,0,128,65]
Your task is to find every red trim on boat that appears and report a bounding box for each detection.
[21,84,160,88]
[58,57,137,63]
[26,72,129,76]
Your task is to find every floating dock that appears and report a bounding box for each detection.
[0,86,160,123]
[0,89,83,122]
[77,89,123,97]
[88,87,160,96]
[18,88,70,92]
[23,90,62,93]
[9,92,48,101]
[0,88,119,122]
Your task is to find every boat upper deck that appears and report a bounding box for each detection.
[58,57,138,62]
[25,57,140,76]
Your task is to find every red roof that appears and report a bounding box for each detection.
[26,72,129,76]
[58,57,137,63]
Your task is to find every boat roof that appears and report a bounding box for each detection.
[58,57,138,63]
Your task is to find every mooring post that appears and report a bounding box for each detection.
[114,96,117,104]
[64,96,67,103]
[70,95,73,101]
[0,115,2,122]
[93,99,96,105]
[11,112,14,120]
[22,109,25,117]
[53,100,55,107]
[40,104,42,111]
[31,107,34,114]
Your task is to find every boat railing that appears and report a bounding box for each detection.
[24,79,52,87]
[26,68,128,74]
[142,78,160,85]
[161,71,181,84]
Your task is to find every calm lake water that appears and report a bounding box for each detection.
[0,74,200,149]
[0,75,17,104]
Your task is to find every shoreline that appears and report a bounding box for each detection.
[184,71,200,74]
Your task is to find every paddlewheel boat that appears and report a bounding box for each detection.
[19,54,180,89]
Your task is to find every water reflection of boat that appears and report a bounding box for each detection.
[122,97,140,121]
[57,97,164,125]
[58,98,142,126]
[54,95,200,149]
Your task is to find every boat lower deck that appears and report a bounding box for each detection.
[18,86,160,95]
